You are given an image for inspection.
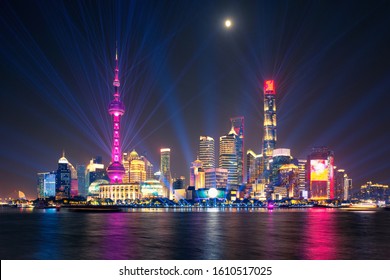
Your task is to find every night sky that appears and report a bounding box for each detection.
[1,0,389,198]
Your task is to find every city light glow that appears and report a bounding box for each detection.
[225,19,232,28]
[208,187,218,198]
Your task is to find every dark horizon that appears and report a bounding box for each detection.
[1,0,389,198]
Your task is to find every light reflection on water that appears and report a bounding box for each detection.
[1,207,390,260]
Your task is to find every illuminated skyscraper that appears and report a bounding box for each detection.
[85,157,106,189]
[269,148,292,188]
[37,172,56,199]
[230,117,244,184]
[128,150,146,183]
[219,129,238,189]
[307,147,335,199]
[198,136,215,169]
[106,49,126,183]
[37,173,46,199]
[262,80,277,179]
[246,150,262,184]
[335,169,352,200]
[68,162,78,197]
[270,149,299,199]
[190,158,205,189]
[335,169,346,200]
[55,153,71,200]
[77,165,87,198]
[205,168,228,189]
[160,148,172,189]
[122,152,130,183]
[297,159,307,198]
[140,155,154,180]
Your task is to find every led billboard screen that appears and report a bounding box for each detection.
[264,80,275,93]
[310,159,329,182]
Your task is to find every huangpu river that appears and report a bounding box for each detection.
[1,207,390,260]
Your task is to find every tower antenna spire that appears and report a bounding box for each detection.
[113,42,120,90]
[115,41,118,64]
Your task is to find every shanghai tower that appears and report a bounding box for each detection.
[262,80,277,179]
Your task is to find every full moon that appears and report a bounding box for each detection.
[225,19,232,28]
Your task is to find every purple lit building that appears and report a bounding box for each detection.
[106,49,126,183]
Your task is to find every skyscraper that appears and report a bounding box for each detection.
[190,158,205,189]
[106,49,126,183]
[269,148,292,188]
[262,80,277,179]
[190,158,203,186]
[37,172,56,199]
[140,155,154,181]
[205,168,228,189]
[77,165,87,198]
[85,157,106,190]
[160,148,172,189]
[270,149,299,199]
[335,169,352,200]
[297,159,307,198]
[246,150,262,184]
[68,162,78,197]
[335,169,346,200]
[307,147,335,200]
[37,173,46,199]
[198,136,215,169]
[128,150,146,183]
[55,153,71,200]
[219,129,238,189]
[230,117,244,184]
[122,152,130,183]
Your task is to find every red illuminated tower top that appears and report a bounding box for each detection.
[107,47,126,183]
[264,80,275,94]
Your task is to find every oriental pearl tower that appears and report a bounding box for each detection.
[106,48,126,183]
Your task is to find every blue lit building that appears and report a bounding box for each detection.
[37,172,56,199]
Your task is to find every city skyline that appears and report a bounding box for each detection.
[1,0,389,198]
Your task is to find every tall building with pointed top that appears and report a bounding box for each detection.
[230,116,244,184]
[262,80,277,180]
[55,152,71,200]
[106,48,126,183]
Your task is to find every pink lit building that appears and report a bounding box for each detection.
[106,49,126,183]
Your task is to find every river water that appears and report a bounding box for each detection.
[1,207,389,260]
